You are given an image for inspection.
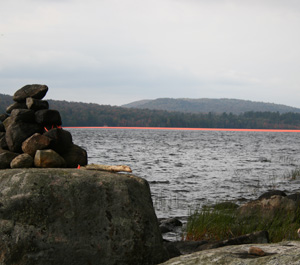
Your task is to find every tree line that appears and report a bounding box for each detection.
[48,100,300,129]
[1,94,300,129]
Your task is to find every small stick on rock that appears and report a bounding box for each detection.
[81,164,132,173]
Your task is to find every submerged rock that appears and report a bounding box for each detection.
[0,168,169,265]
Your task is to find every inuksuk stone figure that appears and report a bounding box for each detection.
[0,84,87,169]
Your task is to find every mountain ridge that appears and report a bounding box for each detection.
[122,98,300,114]
[2,93,300,129]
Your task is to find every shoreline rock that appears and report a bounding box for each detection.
[160,241,300,265]
[0,168,169,265]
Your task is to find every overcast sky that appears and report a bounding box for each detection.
[1,0,300,107]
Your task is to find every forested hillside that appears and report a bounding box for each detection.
[1,93,300,129]
[123,98,300,114]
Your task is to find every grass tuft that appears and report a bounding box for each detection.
[185,205,300,242]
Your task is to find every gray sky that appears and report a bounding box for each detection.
[1,0,300,107]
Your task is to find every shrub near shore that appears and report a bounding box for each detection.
[186,192,300,243]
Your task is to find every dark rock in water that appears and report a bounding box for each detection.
[5,122,43,153]
[0,149,19,169]
[35,109,62,126]
[258,190,287,200]
[0,113,8,122]
[6,102,27,114]
[160,217,183,234]
[0,168,169,265]
[44,128,73,155]
[22,133,52,157]
[13,84,48,102]
[10,153,34,168]
[161,217,183,227]
[34,149,66,168]
[26,97,49,111]
[10,109,36,123]
[61,144,88,168]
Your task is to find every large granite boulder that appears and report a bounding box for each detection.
[0,168,169,265]
[160,241,300,265]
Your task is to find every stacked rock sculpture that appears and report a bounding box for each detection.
[0,84,88,169]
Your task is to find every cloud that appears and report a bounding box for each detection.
[0,0,300,107]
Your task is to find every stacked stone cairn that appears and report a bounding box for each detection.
[0,84,88,169]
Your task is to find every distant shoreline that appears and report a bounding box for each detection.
[64,126,300,133]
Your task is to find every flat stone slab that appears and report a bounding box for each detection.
[160,241,300,265]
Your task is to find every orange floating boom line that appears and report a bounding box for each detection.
[64,126,300,133]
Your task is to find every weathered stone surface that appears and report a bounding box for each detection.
[6,102,27,114]
[61,144,88,168]
[5,122,43,153]
[13,84,48,103]
[10,153,34,168]
[0,113,8,122]
[238,195,296,219]
[34,149,66,168]
[10,109,36,123]
[35,109,62,126]
[26,97,49,111]
[0,168,169,265]
[44,128,73,154]
[22,133,52,157]
[0,149,19,169]
[160,241,300,265]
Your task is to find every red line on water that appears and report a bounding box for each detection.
[64,126,300,132]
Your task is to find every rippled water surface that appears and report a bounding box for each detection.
[67,128,300,219]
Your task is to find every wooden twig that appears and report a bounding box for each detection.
[81,164,132,173]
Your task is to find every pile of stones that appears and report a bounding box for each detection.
[0,84,88,169]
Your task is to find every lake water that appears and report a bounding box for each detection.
[67,128,300,219]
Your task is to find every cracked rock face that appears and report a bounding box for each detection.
[0,168,169,265]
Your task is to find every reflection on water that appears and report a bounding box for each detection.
[67,128,300,218]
